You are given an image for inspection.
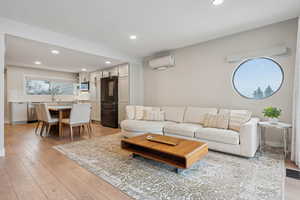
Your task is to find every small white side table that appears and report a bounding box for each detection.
[258,121,292,157]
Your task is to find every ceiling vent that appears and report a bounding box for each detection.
[148,55,175,70]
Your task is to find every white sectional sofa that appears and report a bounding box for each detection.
[121,106,260,158]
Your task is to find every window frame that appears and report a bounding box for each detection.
[232,57,284,100]
[25,79,51,95]
[24,75,76,96]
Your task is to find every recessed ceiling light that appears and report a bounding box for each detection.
[212,0,224,6]
[81,68,87,72]
[51,50,60,54]
[105,61,111,64]
[34,61,41,65]
[129,35,137,40]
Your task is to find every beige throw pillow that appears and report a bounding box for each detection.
[229,110,252,131]
[135,106,145,120]
[216,114,230,129]
[217,109,230,129]
[135,106,159,120]
[203,112,230,129]
[144,110,165,121]
[203,114,218,128]
[126,105,135,120]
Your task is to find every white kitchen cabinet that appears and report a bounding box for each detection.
[118,76,129,123]
[118,64,129,77]
[91,101,101,122]
[91,64,130,124]
[10,102,28,124]
[118,76,129,103]
[108,67,119,76]
[91,75,101,122]
[118,103,127,123]
[79,72,89,83]
[89,72,102,101]
[102,70,109,78]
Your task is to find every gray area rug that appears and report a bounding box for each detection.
[54,134,285,200]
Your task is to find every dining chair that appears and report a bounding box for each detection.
[35,104,43,135]
[62,103,92,141]
[40,103,59,137]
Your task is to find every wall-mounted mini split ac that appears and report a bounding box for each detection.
[148,55,175,71]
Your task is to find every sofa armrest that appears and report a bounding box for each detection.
[239,118,260,157]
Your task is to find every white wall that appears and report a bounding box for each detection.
[6,65,77,102]
[144,19,298,146]
[129,63,144,105]
[0,33,5,156]
[4,69,8,123]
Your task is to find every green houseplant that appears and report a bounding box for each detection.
[262,107,282,124]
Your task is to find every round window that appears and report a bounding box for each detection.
[232,57,284,99]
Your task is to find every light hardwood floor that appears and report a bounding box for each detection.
[1,123,299,200]
[1,123,131,200]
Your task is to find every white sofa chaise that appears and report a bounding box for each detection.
[121,106,260,158]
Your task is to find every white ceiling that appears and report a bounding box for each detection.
[5,35,123,73]
[1,0,300,58]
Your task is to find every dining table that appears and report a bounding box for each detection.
[48,105,72,137]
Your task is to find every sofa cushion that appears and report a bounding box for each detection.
[217,109,230,129]
[161,107,186,123]
[121,120,174,133]
[144,110,165,121]
[203,114,218,128]
[183,107,218,124]
[229,110,252,131]
[195,128,240,145]
[135,106,145,120]
[203,113,230,129]
[126,105,135,120]
[163,123,203,138]
[135,106,160,120]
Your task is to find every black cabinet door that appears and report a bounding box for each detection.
[101,104,118,128]
[101,76,118,128]
[101,76,118,103]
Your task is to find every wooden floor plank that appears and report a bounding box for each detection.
[24,149,107,200]
[20,156,77,200]
[71,167,132,200]
[0,167,18,200]
[2,156,48,200]
[5,123,125,200]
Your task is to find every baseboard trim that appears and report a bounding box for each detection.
[0,147,5,157]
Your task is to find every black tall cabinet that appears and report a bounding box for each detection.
[101,76,118,128]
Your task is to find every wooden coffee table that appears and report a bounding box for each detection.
[121,133,208,173]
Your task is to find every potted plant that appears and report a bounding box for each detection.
[263,107,282,124]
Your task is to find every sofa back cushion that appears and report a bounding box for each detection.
[144,110,165,121]
[126,105,135,120]
[135,106,145,120]
[203,114,218,128]
[229,110,252,131]
[161,107,186,123]
[217,109,231,129]
[131,106,161,120]
[203,113,230,129]
[184,107,218,124]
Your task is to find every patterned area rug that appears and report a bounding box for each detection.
[54,134,285,200]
